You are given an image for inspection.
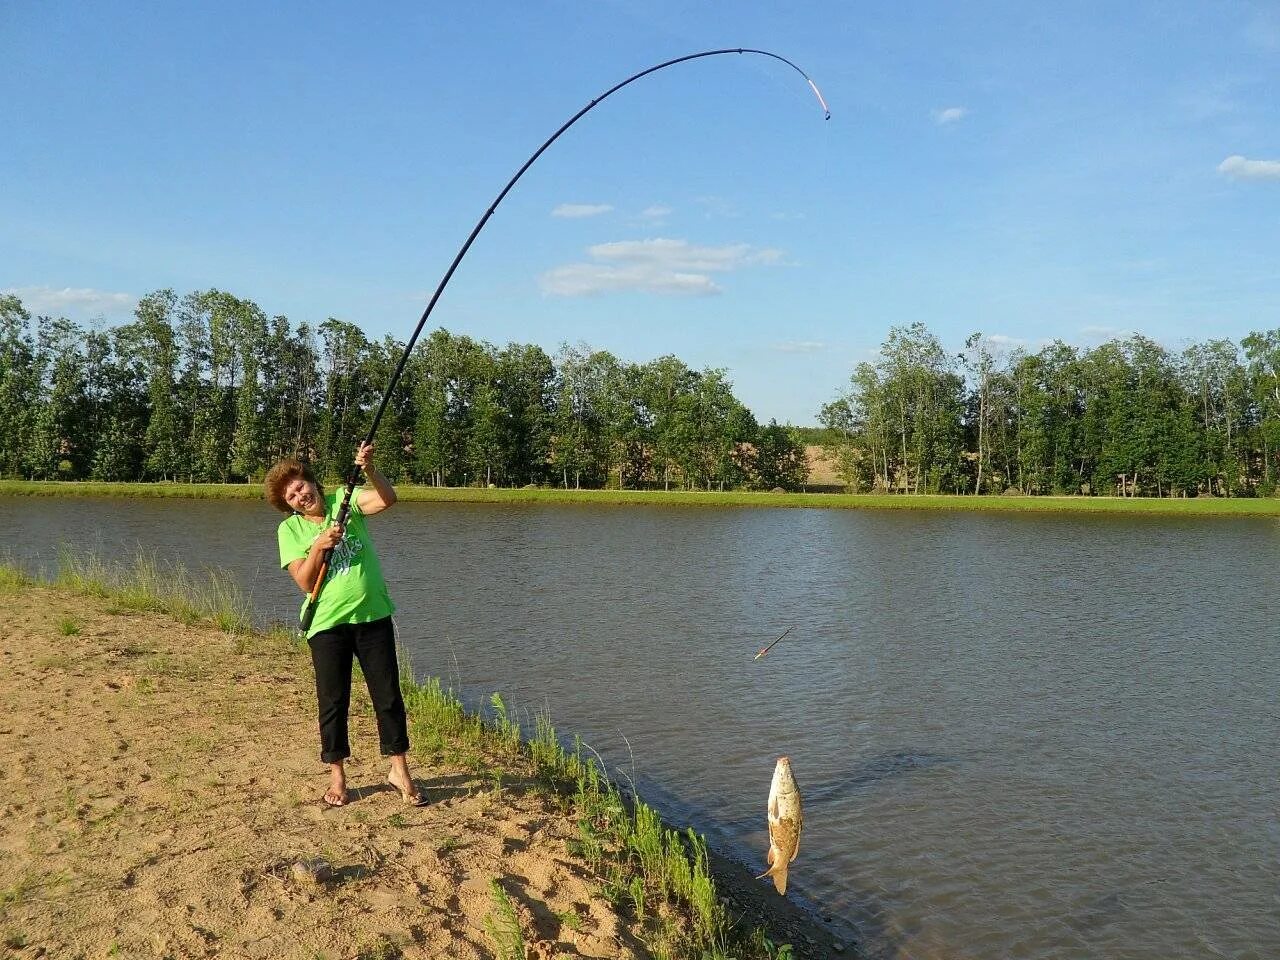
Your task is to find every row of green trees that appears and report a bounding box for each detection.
[0,291,809,490]
[820,321,1280,496]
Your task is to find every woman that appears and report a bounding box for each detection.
[264,442,424,808]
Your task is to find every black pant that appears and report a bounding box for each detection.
[307,616,410,763]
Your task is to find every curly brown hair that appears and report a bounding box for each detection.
[263,459,324,514]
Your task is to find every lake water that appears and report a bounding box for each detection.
[3,495,1277,959]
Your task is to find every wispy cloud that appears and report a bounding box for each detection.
[2,285,136,316]
[772,340,826,353]
[1218,154,1280,181]
[639,204,672,220]
[540,238,784,297]
[551,203,613,218]
[932,106,969,125]
[985,334,1028,348]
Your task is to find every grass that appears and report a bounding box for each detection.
[403,677,735,957]
[483,879,526,960]
[3,478,1280,516]
[48,546,252,634]
[0,564,34,590]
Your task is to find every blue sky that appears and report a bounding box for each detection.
[3,1,1278,425]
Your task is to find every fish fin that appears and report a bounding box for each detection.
[766,845,776,866]
[755,858,789,895]
[790,833,800,863]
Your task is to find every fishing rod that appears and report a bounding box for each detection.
[300,48,830,632]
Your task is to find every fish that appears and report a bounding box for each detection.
[756,756,803,895]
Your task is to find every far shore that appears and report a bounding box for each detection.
[3,479,1280,516]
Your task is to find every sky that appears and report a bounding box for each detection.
[3,1,1278,425]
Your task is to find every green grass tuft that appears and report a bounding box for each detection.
[483,879,525,960]
[52,545,252,634]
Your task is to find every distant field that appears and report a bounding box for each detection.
[2,479,1278,516]
[805,444,843,486]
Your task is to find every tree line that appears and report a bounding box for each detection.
[820,321,1280,497]
[0,290,808,490]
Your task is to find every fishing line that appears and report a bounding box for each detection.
[301,48,830,630]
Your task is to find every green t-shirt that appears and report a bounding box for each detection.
[278,491,395,638]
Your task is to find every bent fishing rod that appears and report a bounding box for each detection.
[300,48,830,631]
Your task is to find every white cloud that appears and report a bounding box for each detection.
[2,285,136,316]
[933,106,969,125]
[551,203,613,218]
[639,204,672,220]
[540,237,785,297]
[986,334,1027,347]
[540,264,721,297]
[772,340,826,353]
[1218,155,1280,181]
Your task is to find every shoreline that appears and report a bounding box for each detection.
[0,577,850,959]
[3,479,1279,516]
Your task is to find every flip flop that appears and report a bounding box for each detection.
[322,791,347,808]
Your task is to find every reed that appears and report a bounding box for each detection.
[47,546,253,634]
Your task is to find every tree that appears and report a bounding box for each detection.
[495,343,554,486]
[134,290,183,480]
[551,343,601,489]
[315,317,373,480]
[754,420,808,490]
[962,333,989,494]
[1183,339,1248,495]
[641,355,699,490]
[1243,329,1280,491]
[29,315,90,479]
[875,323,965,493]
[0,295,37,477]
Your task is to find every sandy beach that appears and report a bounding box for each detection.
[0,582,847,959]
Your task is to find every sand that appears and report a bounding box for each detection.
[0,584,850,959]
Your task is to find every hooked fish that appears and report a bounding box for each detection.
[757,756,803,895]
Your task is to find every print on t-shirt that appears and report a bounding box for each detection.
[325,529,364,581]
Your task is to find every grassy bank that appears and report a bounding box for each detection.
[0,551,833,959]
[3,478,1279,516]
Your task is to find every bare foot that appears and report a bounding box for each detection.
[387,768,426,806]
[323,769,348,807]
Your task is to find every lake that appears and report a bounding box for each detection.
[3,495,1277,959]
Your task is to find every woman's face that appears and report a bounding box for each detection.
[283,477,322,515]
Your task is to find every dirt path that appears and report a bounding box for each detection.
[0,584,850,959]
